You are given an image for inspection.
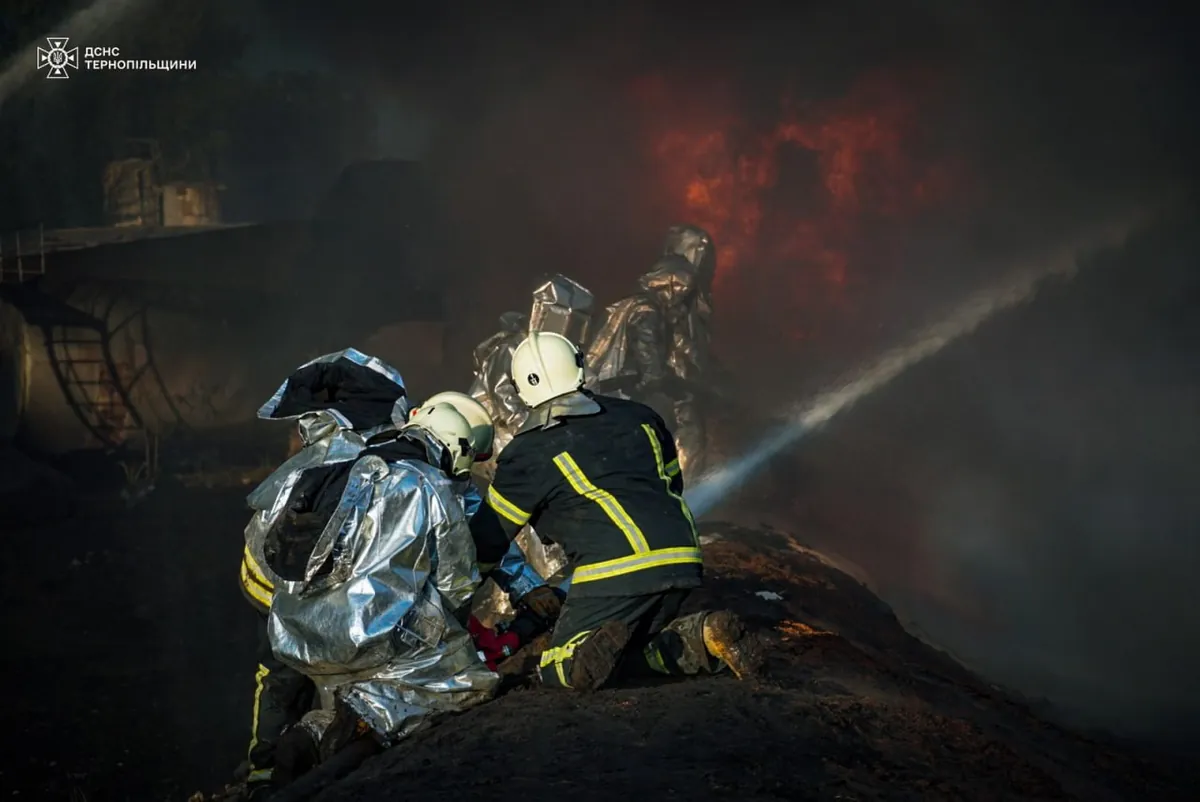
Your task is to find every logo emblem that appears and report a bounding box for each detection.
[527,374,540,386]
[36,37,79,79]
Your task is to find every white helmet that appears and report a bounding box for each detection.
[510,331,585,408]
[402,402,476,477]
[413,391,495,461]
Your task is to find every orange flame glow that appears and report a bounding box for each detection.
[634,68,973,351]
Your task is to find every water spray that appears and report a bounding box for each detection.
[0,0,153,110]
[684,217,1150,518]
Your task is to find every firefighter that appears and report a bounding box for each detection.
[586,224,718,476]
[469,331,758,691]
[236,349,414,797]
[235,357,555,799]
[468,311,530,457]
[411,390,563,624]
[266,402,503,782]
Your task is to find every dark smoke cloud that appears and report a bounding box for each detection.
[253,0,1200,745]
[257,0,1198,345]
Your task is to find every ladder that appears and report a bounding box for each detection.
[0,225,47,284]
[0,225,185,454]
[44,314,149,450]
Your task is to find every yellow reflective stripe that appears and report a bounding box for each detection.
[240,561,273,608]
[243,547,275,591]
[247,663,270,761]
[644,643,670,675]
[248,769,274,783]
[539,630,594,667]
[642,424,698,544]
[573,546,703,584]
[487,485,531,526]
[552,451,650,554]
[539,629,594,689]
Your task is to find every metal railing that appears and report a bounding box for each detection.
[0,224,47,284]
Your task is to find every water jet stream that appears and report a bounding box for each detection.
[684,217,1150,518]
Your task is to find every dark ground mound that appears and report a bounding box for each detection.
[2,485,1196,801]
[307,523,1198,802]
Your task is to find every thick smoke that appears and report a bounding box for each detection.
[798,215,1200,746]
[266,1,1200,745]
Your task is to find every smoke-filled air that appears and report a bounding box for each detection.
[1,0,1197,799]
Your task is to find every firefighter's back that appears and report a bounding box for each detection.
[506,393,701,596]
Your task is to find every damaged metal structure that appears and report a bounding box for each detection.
[0,222,308,456]
[0,159,453,467]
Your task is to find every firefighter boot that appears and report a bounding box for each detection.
[701,610,761,679]
[271,724,320,789]
[318,699,372,763]
[568,621,632,691]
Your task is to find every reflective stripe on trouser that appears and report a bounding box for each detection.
[538,630,594,688]
[538,592,720,688]
[247,615,316,781]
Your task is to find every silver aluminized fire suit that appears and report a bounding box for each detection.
[585,224,717,477]
[267,425,498,748]
[469,275,595,455]
[466,275,595,591]
[468,311,529,457]
[239,349,542,787]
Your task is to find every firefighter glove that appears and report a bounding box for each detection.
[518,585,563,622]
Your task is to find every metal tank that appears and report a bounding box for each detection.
[14,281,280,454]
[0,300,29,440]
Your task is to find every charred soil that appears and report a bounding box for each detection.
[2,486,1196,801]
[310,523,1198,802]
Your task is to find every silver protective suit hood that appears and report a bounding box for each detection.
[663,223,715,288]
[258,347,412,438]
[638,260,699,308]
[529,273,595,347]
[582,233,717,475]
[468,314,529,443]
[584,263,699,389]
[245,349,411,601]
[268,426,499,743]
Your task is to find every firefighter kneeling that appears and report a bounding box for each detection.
[469,332,759,690]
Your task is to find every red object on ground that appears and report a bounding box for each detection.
[467,615,521,670]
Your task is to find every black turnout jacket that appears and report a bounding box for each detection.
[470,391,702,598]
